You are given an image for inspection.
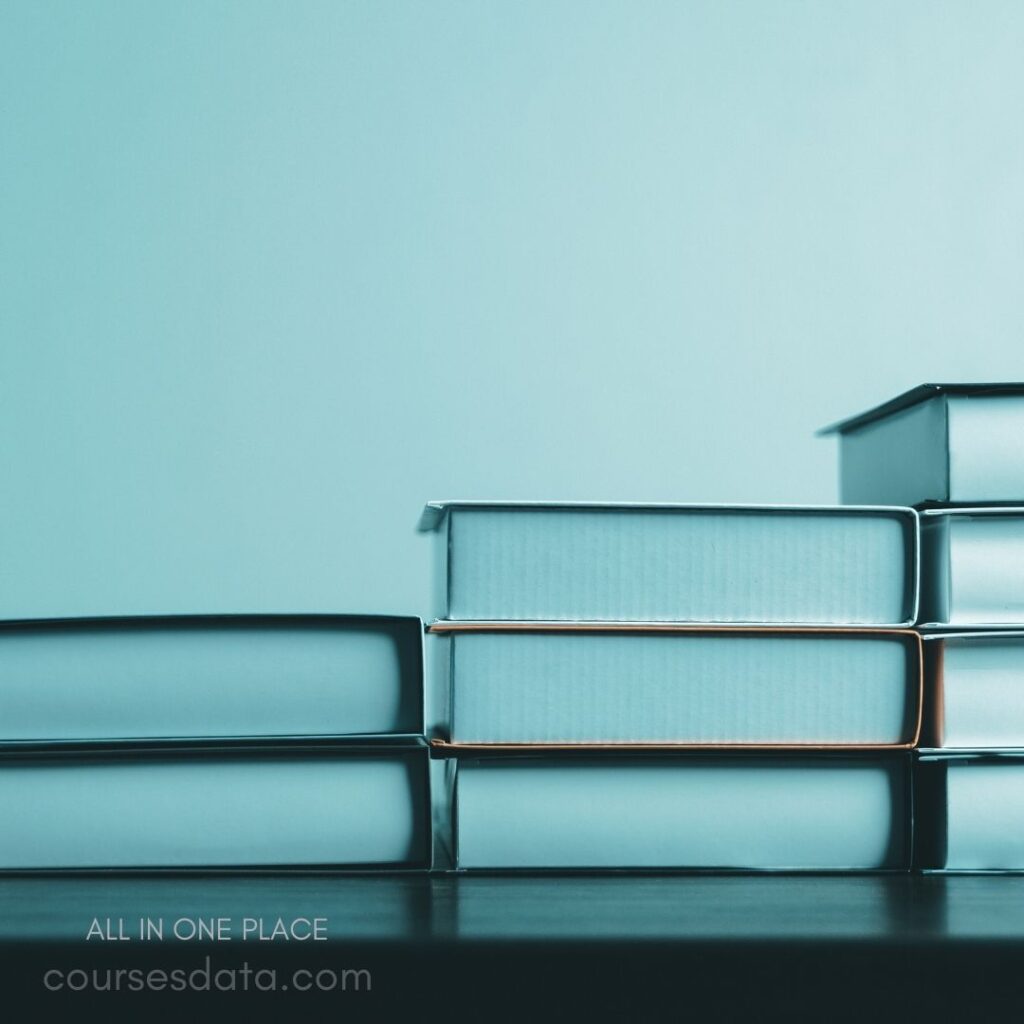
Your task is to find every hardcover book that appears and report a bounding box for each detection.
[420,502,918,626]
[431,624,922,749]
[454,755,909,870]
[916,752,1024,872]
[0,615,422,743]
[923,633,1024,748]
[919,508,1024,627]
[0,745,430,869]
[822,382,1024,506]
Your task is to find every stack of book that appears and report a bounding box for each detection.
[0,615,430,870]
[422,501,921,870]
[12,385,1024,876]
[827,382,1024,871]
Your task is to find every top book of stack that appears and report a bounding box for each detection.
[822,383,1024,507]
[420,502,917,627]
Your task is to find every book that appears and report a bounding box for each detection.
[915,753,1024,871]
[420,502,918,626]
[454,755,909,870]
[0,615,422,743]
[0,745,430,869]
[821,383,1024,506]
[431,624,921,748]
[919,508,1024,627]
[923,633,1024,748]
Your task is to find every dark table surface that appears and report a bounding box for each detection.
[2,874,1021,1020]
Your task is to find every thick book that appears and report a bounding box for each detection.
[0,745,430,869]
[920,508,1024,627]
[431,624,922,749]
[0,615,422,743]
[915,752,1024,872]
[821,382,1024,506]
[923,633,1024,748]
[454,755,909,870]
[420,502,918,626]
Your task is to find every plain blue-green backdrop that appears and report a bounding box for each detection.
[2,1,1022,618]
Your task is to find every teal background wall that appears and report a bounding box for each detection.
[2,1,1023,618]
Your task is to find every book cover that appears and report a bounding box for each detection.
[454,754,910,871]
[421,502,919,627]
[822,383,1024,506]
[431,623,922,749]
[0,615,423,744]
